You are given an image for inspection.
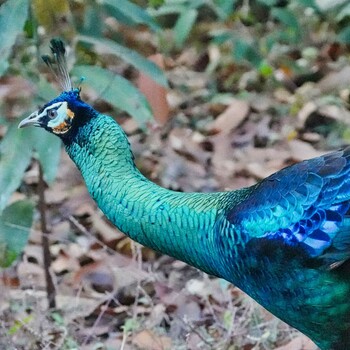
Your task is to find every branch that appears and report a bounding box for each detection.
[38,163,56,309]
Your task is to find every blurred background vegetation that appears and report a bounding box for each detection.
[0,0,350,349]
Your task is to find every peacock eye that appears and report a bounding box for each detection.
[48,109,57,119]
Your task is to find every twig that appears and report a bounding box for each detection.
[67,215,116,255]
[180,315,214,347]
[38,163,56,309]
[131,242,143,325]
[30,3,56,310]
[120,329,129,350]
[82,295,113,346]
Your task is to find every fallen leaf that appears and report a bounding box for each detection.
[17,262,46,289]
[132,329,172,350]
[288,139,323,162]
[208,99,250,134]
[0,76,35,100]
[317,66,350,93]
[318,104,350,124]
[51,250,80,274]
[146,303,167,328]
[73,261,115,293]
[137,54,170,125]
[0,268,19,288]
[275,335,317,350]
[297,101,317,128]
[92,212,125,243]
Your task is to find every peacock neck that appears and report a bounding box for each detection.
[64,114,226,276]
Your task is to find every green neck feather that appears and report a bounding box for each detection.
[65,114,227,276]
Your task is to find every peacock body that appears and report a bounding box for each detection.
[19,41,350,350]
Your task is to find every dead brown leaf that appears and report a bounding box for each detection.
[137,54,170,125]
[317,66,350,93]
[275,335,317,350]
[73,261,115,293]
[288,139,323,162]
[92,212,125,243]
[51,250,80,274]
[297,102,317,128]
[132,330,172,350]
[0,76,35,100]
[208,98,250,135]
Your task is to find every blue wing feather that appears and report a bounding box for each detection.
[226,147,350,262]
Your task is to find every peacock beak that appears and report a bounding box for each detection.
[18,111,41,128]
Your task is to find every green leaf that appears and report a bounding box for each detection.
[271,8,299,30]
[149,0,205,16]
[0,117,60,210]
[78,36,168,87]
[36,76,59,102]
[271,8,300,43]
[296,0,319,11]
[81,4,104,37]
[316,0,347,12]
[73,65,153,125]
[338,26,350,43]
[31,78,62,184]
[174,9,198,48]
[336,3,350,22]
[0,0,29,76]
[0,125,33,211]
[0,79,60,208]
[233,39,262,67]
[212,0,237,20]
[148,4,186,16]
[149,0,165,7]
[8,315,33,335]
[101,0,160,32]
[259,61,274,78]
[29,128,61,184]
[0,200,34,268]
[257,0,277,6]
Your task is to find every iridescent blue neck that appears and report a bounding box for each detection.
[65,113,225,276]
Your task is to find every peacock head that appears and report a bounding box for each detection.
[18,88,93,138]
[18,39,94,140]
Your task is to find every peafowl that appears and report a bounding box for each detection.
[19,39,350,350]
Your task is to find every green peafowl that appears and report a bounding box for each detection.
[19,39,350,350]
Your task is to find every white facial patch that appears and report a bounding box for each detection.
[44,101,74,134]
[46,102,68,128]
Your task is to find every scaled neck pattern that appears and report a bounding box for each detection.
[64,113,225,276]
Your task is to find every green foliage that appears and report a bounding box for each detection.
[0,0,167,265]
[30,128,61,184]
[149,0,207,47]
[78,36,168,87]
[149,0,165,7]
[0,0,29,76]
[0,200,34,267]
[233,39,262,68]
[0,123,61,212]
[122,318,140,332]
[73,65,153,125]
[0,125,33,211]
[338,26,350,43]
[213,0,237,20]
[173,9,198,48]
[101,0,161,32]
[0,76,61,211]
[203,0,350,77]
[8,314,34,335]
[271,8,300,43]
